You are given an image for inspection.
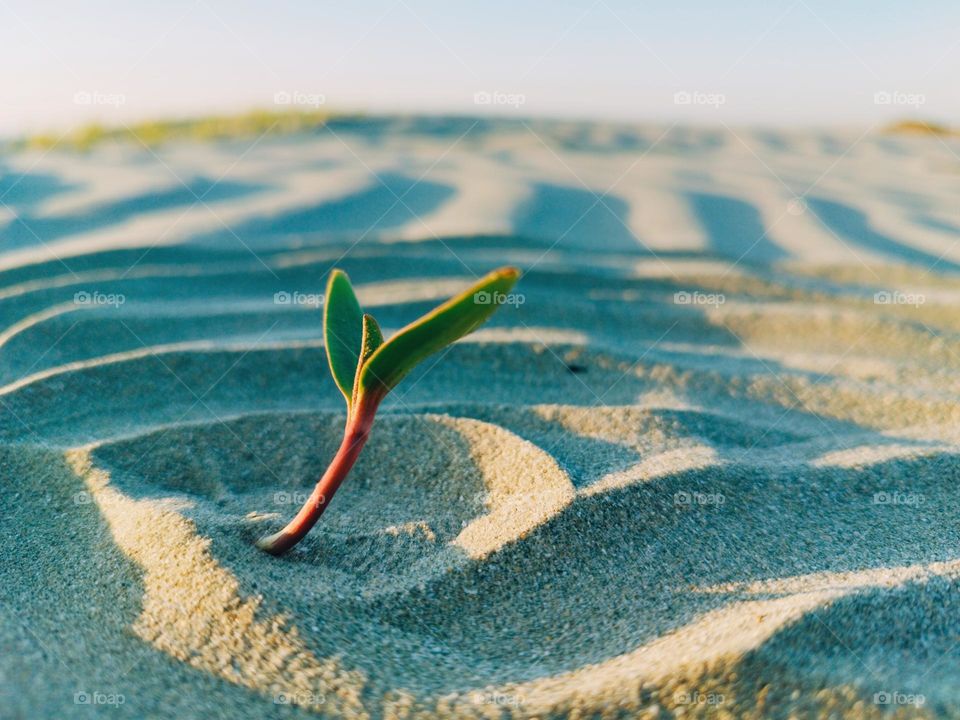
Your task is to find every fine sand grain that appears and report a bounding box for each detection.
[3,118,960,718]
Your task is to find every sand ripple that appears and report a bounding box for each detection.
[4,122,960,717]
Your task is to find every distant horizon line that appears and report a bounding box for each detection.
[3,108,955,148]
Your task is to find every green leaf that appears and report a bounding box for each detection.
[358,267,520,395]
[350,314,383,406]
[358,313,384,364]
[323,270,364,407]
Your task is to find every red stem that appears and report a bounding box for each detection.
[257,393,382,555]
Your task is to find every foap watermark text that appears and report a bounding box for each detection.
[674,91,726,108]
[74,290,125,308]
[474,290,524,307]
[274,90,326,108]
[275,291,324,307]
[675,491,725,507]
[874,290,924,307]
[674,290,725,307]
[474,91,525,108]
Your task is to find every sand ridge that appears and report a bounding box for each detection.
[2,119,960,717]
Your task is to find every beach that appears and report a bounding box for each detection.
[2,116,960,718]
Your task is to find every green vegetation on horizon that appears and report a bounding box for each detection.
[884,119,959,137]
[14,109,354,152]
[19,112,955,151]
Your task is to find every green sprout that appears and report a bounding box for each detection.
[257,266,521,555]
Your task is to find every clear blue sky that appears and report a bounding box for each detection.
[1,0,957,134]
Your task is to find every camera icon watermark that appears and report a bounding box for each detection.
[73,90,126,108]
[473,290,524,307]
[873,491,925,507]
[674,290,725,307]
[273,90,326,108]
[874,91,926,108]
[675,690,725,706]
[674,491,726,507]
[273,491,320,506]
[74,290,125,308]
[468,691,524,708]
[673,90,726,108]
[873,290,925,307]
[274,291,324,307]
[873,691,925,708]
[274,692,326,706]
[74,691,125,706]
[473,90,526,109]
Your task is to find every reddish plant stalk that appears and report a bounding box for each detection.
[257,392,383,556]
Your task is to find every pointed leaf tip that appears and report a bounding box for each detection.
[359,314,384,363]
[351,314,384,405]
[358,266,521,394]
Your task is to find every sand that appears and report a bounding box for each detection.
[3,117,960,718]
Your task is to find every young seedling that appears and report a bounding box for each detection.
[257,266,521,555]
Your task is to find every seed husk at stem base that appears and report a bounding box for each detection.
[256,390,383,556]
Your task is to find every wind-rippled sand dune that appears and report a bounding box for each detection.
[3,117,960,718]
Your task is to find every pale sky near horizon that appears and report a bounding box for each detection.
[1,0,957,136]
